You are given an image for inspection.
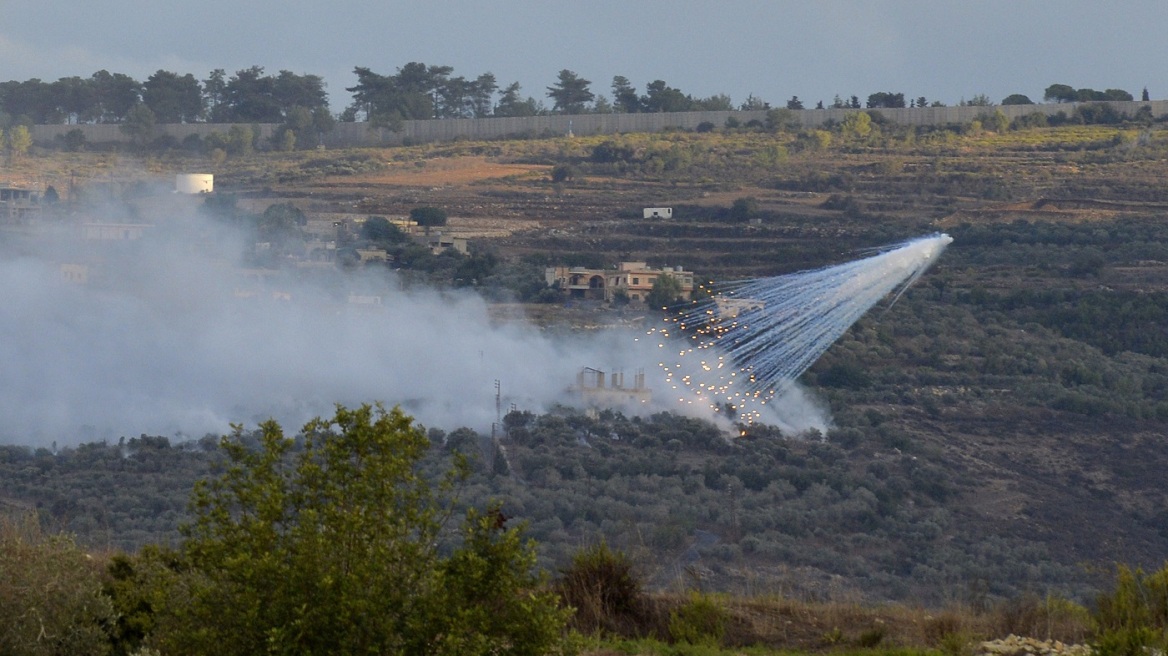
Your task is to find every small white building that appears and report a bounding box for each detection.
[643,207,673,219]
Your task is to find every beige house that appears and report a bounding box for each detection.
[545,262,694,302]
[1,184,41,223]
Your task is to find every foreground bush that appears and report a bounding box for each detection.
[148,403,572,655]
[668,592,728,646]
[0,513,114,656]
[1093,564,1168,656]
[557,542,650,636]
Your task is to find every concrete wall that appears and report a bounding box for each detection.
[32,122,279,145]
[31,100,1168,149]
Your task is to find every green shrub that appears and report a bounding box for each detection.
[856,624,888,647]
[551,163,578,183]
[924,609,975,656]
[1094,564,1168,656]
[0,513,114,656]
[668,592,726,646]
[410,205,448,227]
[159,404,571,656]
[556,542,646,635]
[991,593,1091,642]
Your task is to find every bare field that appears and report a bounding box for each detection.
[344,156,547,187]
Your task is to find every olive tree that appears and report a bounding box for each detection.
[119,104,155,146]
[645,273,684,310]
[840,110,872,139]
[166,403,571,656]
[361,215,407,243]
[410,205,448,231]
[6,125,32,157]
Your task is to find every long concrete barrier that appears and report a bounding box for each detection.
[30,100,1168,149]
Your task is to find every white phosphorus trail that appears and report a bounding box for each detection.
[653,233,953,427]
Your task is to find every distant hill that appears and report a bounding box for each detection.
[5,119,1168,605]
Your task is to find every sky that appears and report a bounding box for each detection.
[3,1,1167,112]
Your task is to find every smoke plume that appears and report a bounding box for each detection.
[0,198,659,446]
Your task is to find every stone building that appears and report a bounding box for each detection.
[0,184,41,223]
[545,261,694,303]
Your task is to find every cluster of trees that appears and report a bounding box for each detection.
[0,63,756,131]
[1044,84,1138,104]
[815,86,1144,112]
[2,65,1154,139]
[352,212,526,292]
[197,197,309,263]
[345,63,510,127]
[0,405,572,655]
[0,67,330,127]
[824,93,946,110]
[5,406,1159,653]
[193,196,545,296]
[342,71,1143,123]
[1,374,1148,610]
[604,74,736,114]
[346,66,745,126]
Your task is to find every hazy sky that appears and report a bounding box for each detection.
[3,1,1166,111]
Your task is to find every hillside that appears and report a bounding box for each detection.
[4,117,1168,605]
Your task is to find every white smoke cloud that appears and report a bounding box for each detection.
[3,189,877,447]
[757,384,832,436]
[0,199,670,446]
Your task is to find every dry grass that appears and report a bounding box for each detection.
[575,592,1094,653]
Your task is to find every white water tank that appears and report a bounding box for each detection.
[175,173,213,194]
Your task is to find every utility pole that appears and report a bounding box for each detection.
[727,482,740,542]
[491,379,501,440]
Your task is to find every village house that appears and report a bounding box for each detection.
[544,261,694,303]
[573,367,652,407]
[422,231,468,255]
[0,184,42,224]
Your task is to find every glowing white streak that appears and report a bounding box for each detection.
[658,233,952,425]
